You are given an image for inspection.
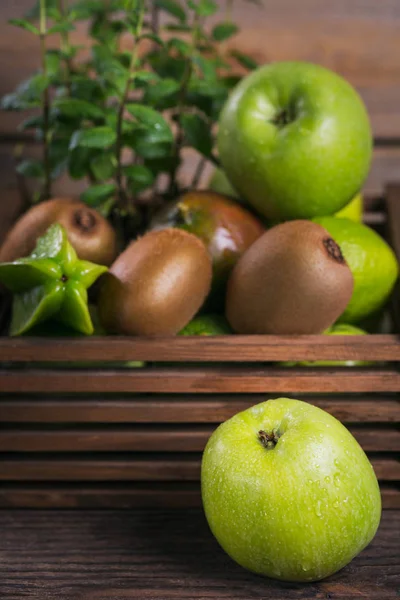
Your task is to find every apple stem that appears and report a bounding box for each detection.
[272,109,292,128]
[258,429,280,450]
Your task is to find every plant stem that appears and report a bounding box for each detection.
[167,13,201,197]
[191,157,207,189]
[115,2,145,211]
[58,0,72,94]
[39,0,51,200]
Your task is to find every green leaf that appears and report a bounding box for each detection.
[139,32,165,47]
[148,53,187,81]
[90,152,116,180]
[49,139,69,179]
[167,38,191,56]
[10,280,64,336]
[134,70,159,84]
[126,104,173,141]
[9,18,39,35]
[80,183,117,206]
[70,76,106,103]
[164,24,192,32]
[16,159,45,179]
[144,78,180,106]
[45,51,63,80]
[70,127,117,150]
[31,223,67,261]
[144,156,179,176]
[25,0,60,19]
[53,97,105,120]
[133,134,173,160]
[188,0,217,16]
[18,115,44,131]
[124,164,154,193]
[1,74,48,111]
[47,22,75,35]
[68,0,105,20]
[193,54,217,82]
[155,0,186,22]
[181,112,213,157]
[230,50,258,70]
[68,147,93,179]
[212,22,239,41]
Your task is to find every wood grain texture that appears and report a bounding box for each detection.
[1,367,399,393]
[0,509,398,600]
[0,456,397,482]
[0,395,398,423]
[0,425,398,452]
[0,334,399,362]
[0,483,398,510]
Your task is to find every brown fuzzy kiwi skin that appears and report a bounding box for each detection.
[0,198,118,266]
[98,228,213,336]
[226,220,354,335]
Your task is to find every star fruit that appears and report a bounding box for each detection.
[0,223,108,336]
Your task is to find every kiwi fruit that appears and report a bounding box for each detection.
[0,198,118,266]
[98,228,212,336]
[226,220,354,335]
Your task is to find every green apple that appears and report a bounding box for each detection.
[334,193,363,222]
[218,62,372,221]
[208,168,242,202]
[202,398,381,582]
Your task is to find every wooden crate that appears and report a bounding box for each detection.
[0,187,398,511]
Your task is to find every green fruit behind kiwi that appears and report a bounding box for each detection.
[98,228,212,336]
[0,198,118,266]
[226,220,354,335]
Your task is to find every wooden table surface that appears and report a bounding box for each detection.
[0,509,398,600]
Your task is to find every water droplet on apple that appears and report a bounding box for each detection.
[301,562,312,572]
[315,500,322,517]
[334,459,340,467]
[324,476,331,484]
[333,500,340,509]
[334,473,341,488]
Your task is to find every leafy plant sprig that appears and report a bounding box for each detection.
[2,0,260,241]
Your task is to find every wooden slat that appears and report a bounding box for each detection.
[0,457,397,481]
[0,396,398,424]
[0,426,398,452]
[0,335,399,362]
[0,483,397,510]
[0,367,399,393]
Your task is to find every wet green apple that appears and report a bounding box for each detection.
[208,168,242,202]
[335,193,363,222]
[202,398,381,582]
[218,62,372,221]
